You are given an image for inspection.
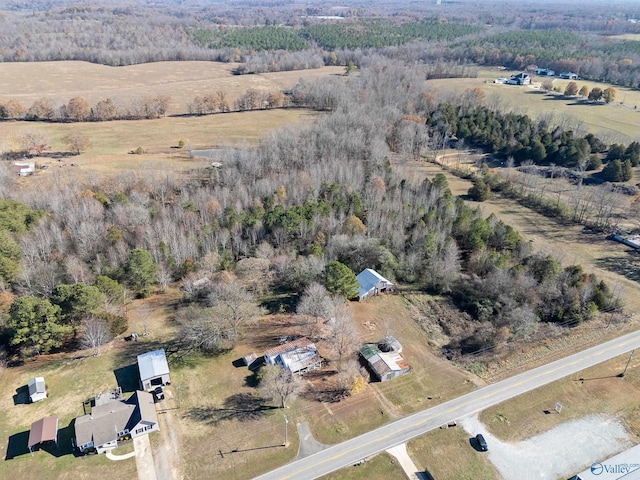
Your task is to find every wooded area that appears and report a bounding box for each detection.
[0,57,624,364]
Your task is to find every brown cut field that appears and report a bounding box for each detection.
[0,61,345,115]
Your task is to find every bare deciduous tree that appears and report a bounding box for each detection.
[207,279,261,340]
[258,364,302,408]
[22,131,51,157]
[80,317,113,356]
[63,130,91,155]
[326,297,359,371]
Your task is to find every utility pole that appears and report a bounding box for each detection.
[282,413,289,447]
[620,350,634,378]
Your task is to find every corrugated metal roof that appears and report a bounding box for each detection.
[575,444,640,479]
[356,269,393,299]
[359,344,380,360]
[137,349,169,382]
[279,346,321,373]
[28,416,58,449]
[264,338,313,358]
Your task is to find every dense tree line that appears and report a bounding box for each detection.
[425,102,638,181]
[299,20,482,50]
[0,95,170,123]
[0,62,619,361]
[193,26,311,52]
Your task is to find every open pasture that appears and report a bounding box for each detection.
[0,61,345,115]
[427,69,640,142]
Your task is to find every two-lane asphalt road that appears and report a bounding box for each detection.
[254,328,640,480]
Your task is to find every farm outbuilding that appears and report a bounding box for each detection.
[559,71,579,80]
[264,338,322,375]
[356,268,394,301]
[137,349,171,391]
[28,377,47,403]
[28,416,58,452]
[360,338,410,382]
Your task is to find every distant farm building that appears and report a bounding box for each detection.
[356,269,394,301]
[360,337,411,382]
[559,72,579,80]
[536,68,555,76]
[507,72,531,85]
[74,391,158,454]
[14,162,35,176]
[264,338,322,375]
[28,377,47,403]
[137,349,171,391]
[28,416,58,453]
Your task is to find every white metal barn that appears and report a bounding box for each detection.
[137,349,171,391]
[356,268,394,301]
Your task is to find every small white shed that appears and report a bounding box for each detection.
[28,377,47,403]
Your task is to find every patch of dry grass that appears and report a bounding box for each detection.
[319,452,405,480]
[408,426,500,480]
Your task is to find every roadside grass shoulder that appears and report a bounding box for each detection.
[318,452,405,480]
[408,426,499,480]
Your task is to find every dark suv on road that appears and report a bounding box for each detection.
[476,434,488,451]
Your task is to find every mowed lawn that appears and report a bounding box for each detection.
[427,69,640,142]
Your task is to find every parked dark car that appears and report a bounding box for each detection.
[153,386,165,402]
[476,434,488,451]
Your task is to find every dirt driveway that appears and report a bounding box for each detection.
[153,387,184,480]
[459,414,632,479]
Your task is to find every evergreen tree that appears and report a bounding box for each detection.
[325,261,359,299]
[8,297,70,354]
[125,248,158,298]
[602,160,623,182]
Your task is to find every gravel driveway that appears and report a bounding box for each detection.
[459,414,632,480]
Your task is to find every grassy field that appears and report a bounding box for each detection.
[428,69,640,142]
[0,61,345,116]
[408,426,500,479]
[0,109,320,178]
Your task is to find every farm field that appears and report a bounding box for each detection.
[0,61,345,116]
[427,69,640,142]
[0,109,321,177]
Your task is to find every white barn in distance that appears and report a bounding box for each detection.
[137,349,170,391]
[356,269,394,301]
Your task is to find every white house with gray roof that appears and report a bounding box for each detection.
[74,391,158,454]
